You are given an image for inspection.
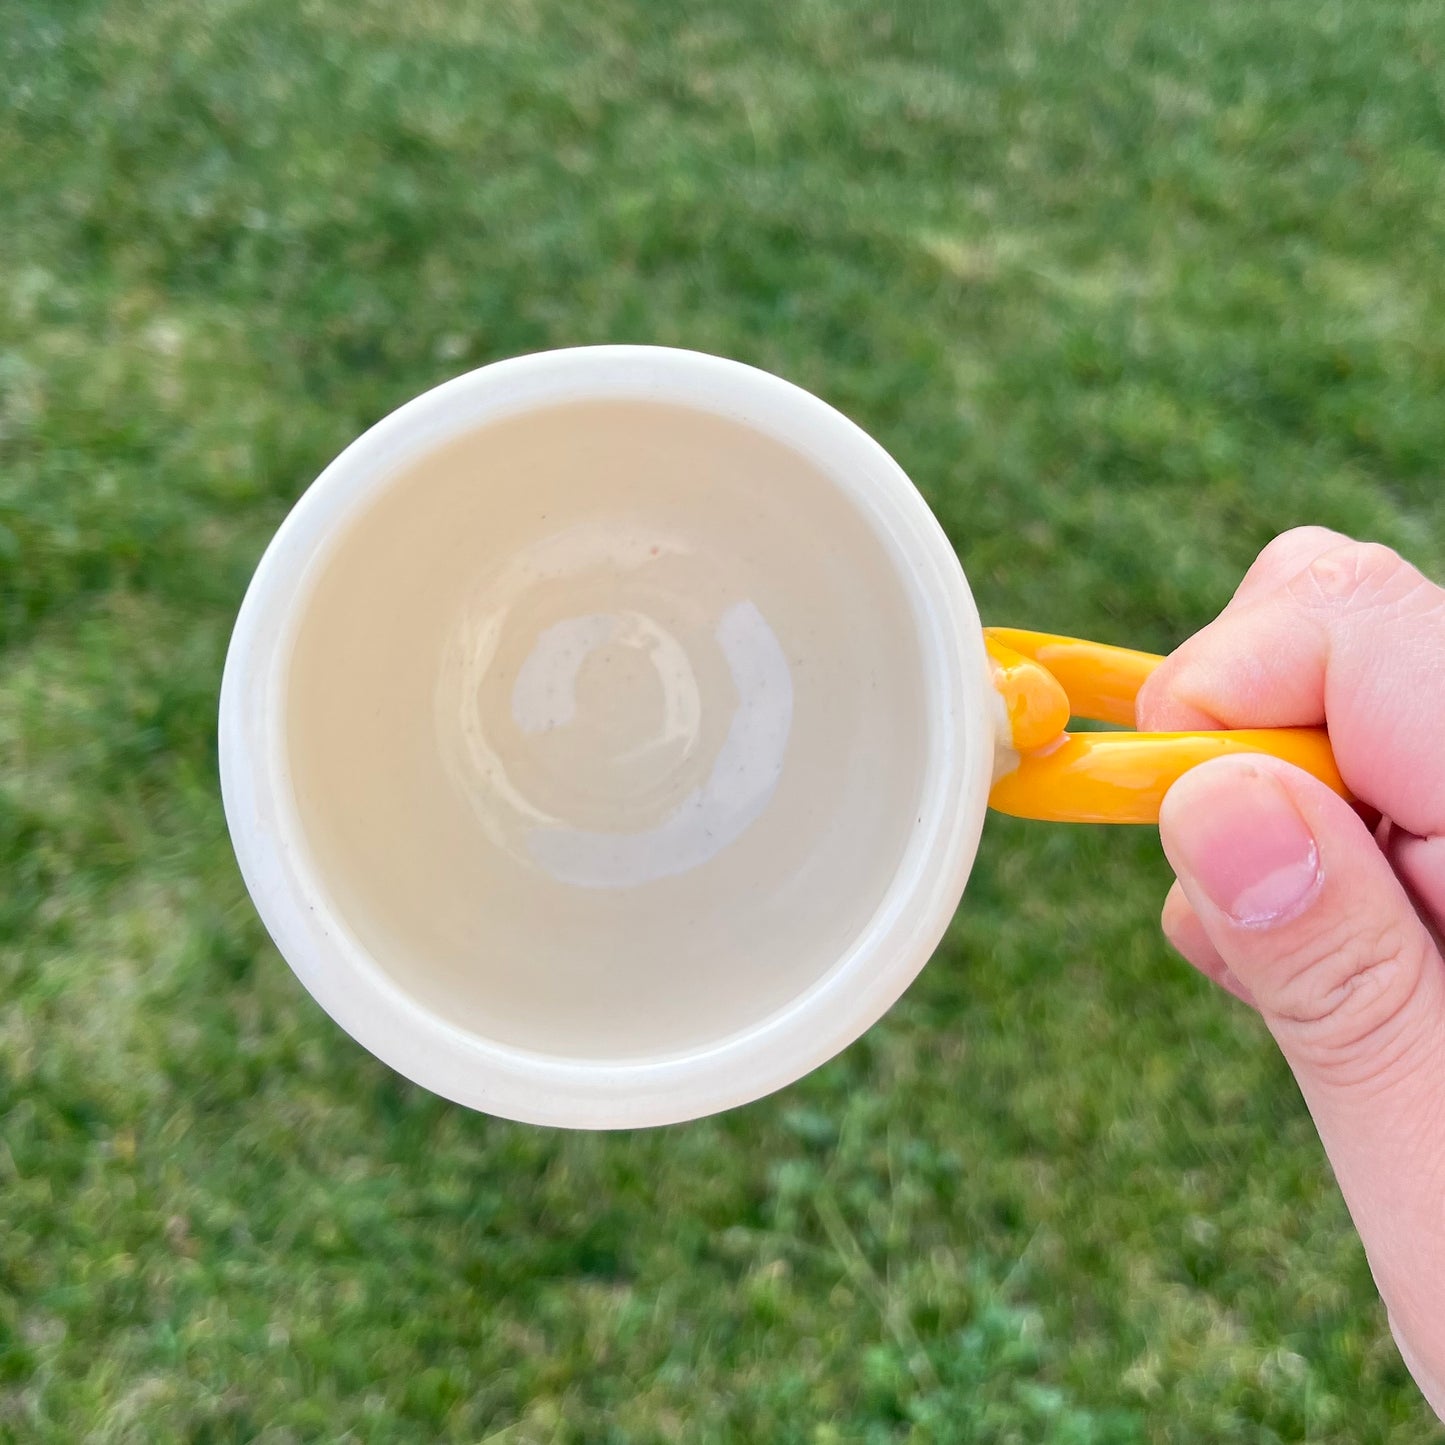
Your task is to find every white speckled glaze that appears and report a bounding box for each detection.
[218,346,996,1127]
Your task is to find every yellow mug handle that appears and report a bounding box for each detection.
[984,628,1349,824]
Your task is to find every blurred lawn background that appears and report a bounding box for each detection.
[4,0,1445,1440]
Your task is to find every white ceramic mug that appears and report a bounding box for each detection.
[220,345,1343,1127]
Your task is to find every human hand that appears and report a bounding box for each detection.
[1136,528,1445,1419]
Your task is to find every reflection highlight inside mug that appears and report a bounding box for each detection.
[286,401,931,1061]
[441,549,794,889]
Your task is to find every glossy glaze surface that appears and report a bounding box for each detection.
[286,400,931,1058]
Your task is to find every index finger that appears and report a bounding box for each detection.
[1136,539,1445,840]
[1142,527,1354,732]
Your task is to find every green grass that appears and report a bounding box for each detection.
[4,0,1445,1439]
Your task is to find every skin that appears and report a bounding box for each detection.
[1136,527,1445,1419]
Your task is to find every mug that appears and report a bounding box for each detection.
[219,346,1345,1128]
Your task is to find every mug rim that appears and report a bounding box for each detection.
[218,345,994,1127]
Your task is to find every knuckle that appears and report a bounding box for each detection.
[1230,527,1348,608]
[1256,525,1341,570]
[1291,540,1428,615]
[1266,910,1435,1091]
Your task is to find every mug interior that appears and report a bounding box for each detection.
[284,397,932,1061]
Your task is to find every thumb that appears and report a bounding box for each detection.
[1159,754,1445,1410]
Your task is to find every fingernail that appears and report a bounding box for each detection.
[1163,761,1322,927]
